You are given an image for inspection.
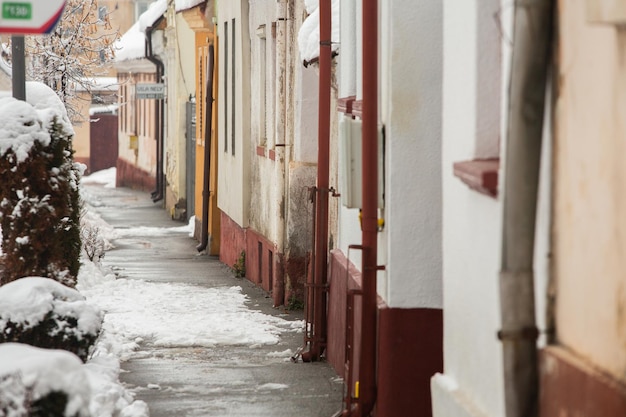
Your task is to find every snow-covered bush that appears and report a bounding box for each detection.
[0,277,102,362]
[0,83,82,287]
[0,343,92,417]
[0,343,149,417]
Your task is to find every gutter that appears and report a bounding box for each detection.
[196,44,215,253]
[498,2,554,417]
[145,20,165,203]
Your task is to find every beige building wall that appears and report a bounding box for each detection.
[163,8,196,218]
[72,0,148,171]
[554,0,626,382]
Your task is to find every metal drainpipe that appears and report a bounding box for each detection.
[146,22,165,202]
[274,0,288,306]
[301,0,332,362]
[357,0,379,414]
[197,44,215,253]
[498,2,553,417]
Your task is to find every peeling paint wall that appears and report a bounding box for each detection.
[553,0,626,382]
[164,9,196,218]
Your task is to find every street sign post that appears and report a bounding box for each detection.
[0,0,66,34]
[136,83,166,100]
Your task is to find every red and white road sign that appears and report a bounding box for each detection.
[0,0,66,34]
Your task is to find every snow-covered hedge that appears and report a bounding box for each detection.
[0,82,82,286]
[0,343,90,417]
[0,277,102,362]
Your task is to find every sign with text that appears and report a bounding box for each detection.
[0,0,66,34]
[136,83,165,100]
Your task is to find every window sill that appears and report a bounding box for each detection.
[453,158,499,198]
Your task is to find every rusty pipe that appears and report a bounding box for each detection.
[357,0,379,414]
[197,44,215,253]
[305,0,332,362]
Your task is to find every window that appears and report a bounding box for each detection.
[451,0,502,198]
[257,25,267,145]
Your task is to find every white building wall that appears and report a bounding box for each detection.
[247,0,277,239]
[378,0,443,309]
[432,0,506,416]
[217,0,251,227]
[336,0,363,276]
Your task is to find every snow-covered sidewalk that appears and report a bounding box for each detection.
[79,170,343,417]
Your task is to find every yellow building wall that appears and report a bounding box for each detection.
[194,29,220,255]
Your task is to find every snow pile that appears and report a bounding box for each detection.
[298,0,340,63]
[81,167,117,189]
[80,276,303,360]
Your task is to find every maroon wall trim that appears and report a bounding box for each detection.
[219,212,305,306]
[377,307,443,417]
[115,158,155,192]
[219,212,246,269]
[328,249,363,377]
[327,249,443,416]
[540,346,626,417]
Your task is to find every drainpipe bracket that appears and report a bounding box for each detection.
[497,326,539,341]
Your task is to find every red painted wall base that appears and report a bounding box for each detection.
[540,345,626,417]
[219,212,307,306]
[378,307,443,417]
[327,249,443,417]
[115,158,155,192]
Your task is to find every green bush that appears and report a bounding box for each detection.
[0,116,82,287]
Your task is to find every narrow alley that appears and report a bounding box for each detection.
[81,180,343,417]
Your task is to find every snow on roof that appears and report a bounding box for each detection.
[116,0,167,62]
[139,0,167,32]
[115,21,145,62]
[298,0,340,63]
[175,0,205,13]
[0,82,73,163]
[90,104,119,116]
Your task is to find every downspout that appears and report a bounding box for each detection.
[274,0,287,305]
[357,0,378,415]
[301,0,331,362]
[197,44,215,253]
[146,22,165,203]
[498,2,553,417]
